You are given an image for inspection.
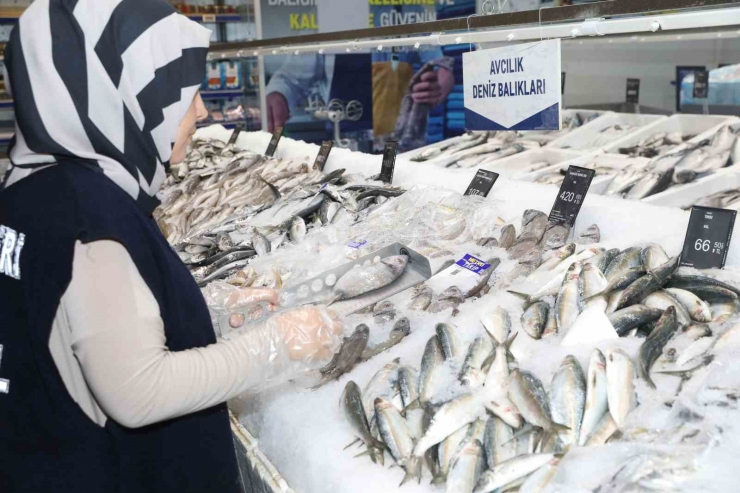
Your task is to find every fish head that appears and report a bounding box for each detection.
[381,255,409,276]
[373,300,395,314]
[392,317,411,336]
[374,397,394,411]
[354,324,371,339]
[591,348,606,370]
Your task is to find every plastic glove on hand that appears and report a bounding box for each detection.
[271,306,343,362]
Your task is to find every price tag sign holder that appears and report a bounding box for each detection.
[379,141,398,184]
[265,126,284,157]
[693,70,710,115]
[626,78,640,113]
[548,165,595,227]
[680,206,736,270]
[313,141,334,171]
[464,169,499,197]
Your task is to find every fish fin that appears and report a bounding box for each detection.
[503,423,535,445]
[505,331,519,350]
[325,295,343,307]
[552,422,571,432]
[258,176,282,200]
[354,449,375,459]
[507,290,532,302]
[399,456,423,487]
[343,438,362,450]
[430,473,447,485]
[402,399,421,414]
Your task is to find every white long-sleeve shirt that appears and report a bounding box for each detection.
[51,240,285,429]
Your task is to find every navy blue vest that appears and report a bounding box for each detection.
[0,163,240,493]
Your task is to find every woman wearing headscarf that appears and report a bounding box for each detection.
[0,1,342,492]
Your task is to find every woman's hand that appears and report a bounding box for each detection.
[270,306,343,362]
[224,288,280,312]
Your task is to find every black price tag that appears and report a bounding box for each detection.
[464,169,499,197]
[264,126,284,157]
[680,206,736,269]
[693,70,709,99]
[227,123,244,145]
[561,72,566,95]
[626,78,640,104]
[379,141,398,184]
[313,140,333,171]
[548,165,595,227]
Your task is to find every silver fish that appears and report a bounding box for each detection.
[519,456,561,493]
[289,216,306,243]
[508,370,565,433]
[460,337,494,388]
[363,358,401,428]
[331,255,408,302]
[375,397,421,485]
[579,349,609,446]
[408,285,434,311]
[607,304,664,336]
[419,336,445,407]
[481,307,511,345]
[581,262,608,299]
[341,381,384,464]
[665,287,712,322]
[436,322,461,361]
[535,243,576,272]
[605,247,642,280]
[398,366,419,410]
[483,416,516,469]
[549,355,586,446]
[643,290,692,328]
[428,286,466,313]
[606,349,637,428]
[414,393,480,457]
[473,453,555,493]
[521,301,549,340]
[577,224,600,244]
[447,439,486,493]
[638,306,680,388]
[584,412,619,445]
[436,425,469,485]
[641,243,670,272]
[556,263,583,333]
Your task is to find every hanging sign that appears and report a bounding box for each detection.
[626,78,640,104]
[463,39,561,131]
[693,70,709,99]
[548,165,595,227]
[464,169,499,197]
[228,124,244,145]
[313,141,334,171]
[379,141,398,184]
[265,126,284,157]
[680,206,736,269]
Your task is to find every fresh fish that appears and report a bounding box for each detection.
[436,426,469,485]
[584,412,619,445]
[549,355,586,446]
[508,370,565,433]
[605,247,642,280]
[520,209,549,242]
[315,325,370,388]
[481,307,511,345]
[638,306,680,388]
[641,243,670,271]
[483,416,516,469]
[499,224,517,249]
[473,453,555,493]
[521,301,549,340]
[413,393,481,457]
[711,300,738,323]
[363,358,401,428]
[372,300,396,324]
[616,272,664,310]
[252,230,271,256]
[584,248,619,275]
[579,349,608,446]
[288,216,306,243]
[556,263,583,333]
[460,337,495,388]
[535,243,575,272]
[519,456,561,493]
[375,397,421,485]
[341,381,384,464]
[398,366,419,410]
[606,349,637,428]
[428,286,466,313]
[608,305,664,336]
[464,259,500,298]
[360,318,410,362]
[666,274,740,298]
[436,323,461,361]
[577,224,600,244]
[330,255,408,302]
[540,222,571,250]
[675,337,714,367]
[447,439,486,493]
[581,263,608,298]
[643,290,692,328]
[419,336,445,407]
[408,285,434,311]
[685,323,712,340]
[665,288,712,322]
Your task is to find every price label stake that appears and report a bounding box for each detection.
[693,70,709,99]
[313,141,334,171]
[680,206,736,269]
[626,78,640,104]
[265,126,284,157]
[227,123,244,145]
[464,169,499,197]
[548,165,595,227]
[379,141,398,184]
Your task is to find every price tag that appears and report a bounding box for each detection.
[348,240,367,249]
[202,14,217,22]
[679,206,736,269]
[693,70,709,99]
[561,72,566,95]
[313,140,334,171]
[264,126,283,157]
[227,123,244,145]
[548,165,595,227]
[455,254,492,275]
[379,141,398,184]
[464,169,499,197]
[626,78,640,104]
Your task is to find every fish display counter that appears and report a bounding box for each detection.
[164,125,740,493]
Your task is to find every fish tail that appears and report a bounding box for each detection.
[399,456,423,487]
[507,290,532,302]
[430,473,447,485]
[325,295,342,307]
[551,422,571,432]
[504,331,519,350]
[343,438,362,450]
[402,399,421,413]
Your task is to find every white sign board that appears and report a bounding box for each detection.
[463,39,562,131]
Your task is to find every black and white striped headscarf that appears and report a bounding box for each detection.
[3,0,211,213]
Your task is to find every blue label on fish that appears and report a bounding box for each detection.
[456,254,491,275]
[348,240,367,249]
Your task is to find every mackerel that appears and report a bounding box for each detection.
[556,263,583,333]
[419,336,445,407]
[606,349,637,428]
[579,349,609,446]
[473,453,555,493]
[481,307,511,345]
[447,439,486,493]
[665,288,712,322]
[638,306,680,388]
[549,355,586,446]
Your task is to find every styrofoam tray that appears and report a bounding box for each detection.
[603,114,735,156]
[547,112,665,151]
[482,148,585,178]
[642,166,740,209]
[516,153,652,195]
